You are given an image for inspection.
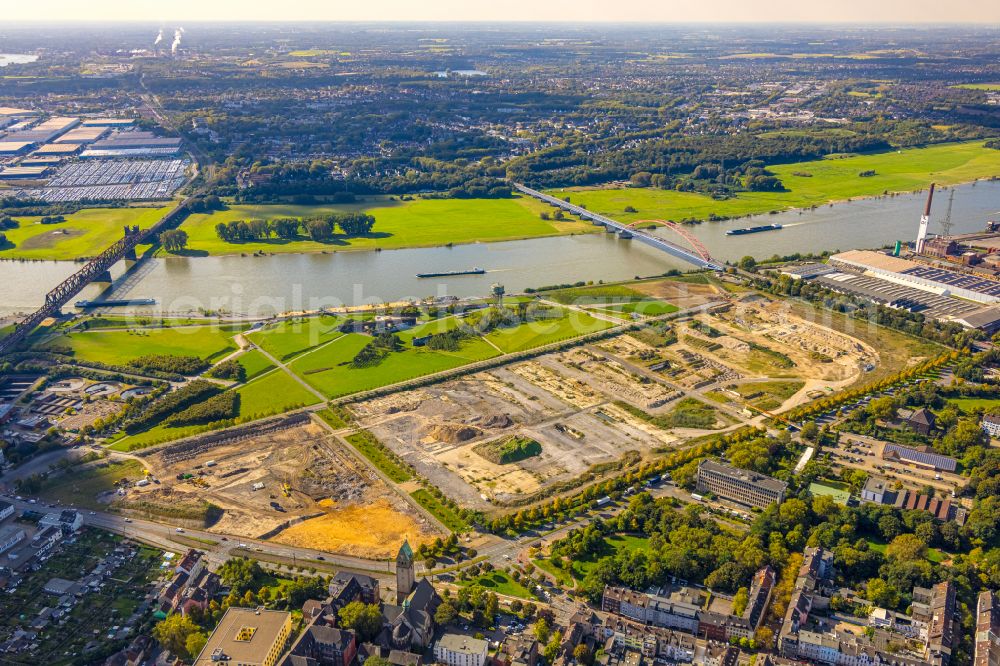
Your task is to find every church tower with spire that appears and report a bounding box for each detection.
[395,539,415,604]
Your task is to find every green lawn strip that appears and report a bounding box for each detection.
[176,196,594,256]
[482,310,615,354]
[549,141,1000,223]
[236,348,277,380]
[411,488,469,532]
[247,315,344,360]
[947,397,1000,414]
[344,430,412,483]
[0,206,169,260]
[289,332,500,399]
[40,324,246,364]
[108,370,317,451]
[458,571,536,599]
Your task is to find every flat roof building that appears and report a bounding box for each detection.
[0,166,51,180]
[194,607,292,666]
[696,459,787,509]
[0,141,34,155]
[32,143,82,156]
[81,118,135,127]
[53,127,109,144]
[435,634,490,666]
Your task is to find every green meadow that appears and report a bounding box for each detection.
[247,315,345,360]
[41,324,245,364]
[235,349,276,380]
[176,195,593,255]
[288,331,501,399]
[548,141,1000,223]
[108,368,318,451]
[0,207,168,260]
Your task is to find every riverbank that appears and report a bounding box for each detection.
[546,140,1000,225]
[165,195,594,257]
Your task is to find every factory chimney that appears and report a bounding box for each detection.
[915,183,935,254]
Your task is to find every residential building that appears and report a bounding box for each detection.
[329,571,380,606]
[194,607,292,666]
[0,525,25,554]
[284,626,357,666]
[982,414,1000,439]
[0,500,14,522]
[434,634,489,666]
[696,459,787,509]
[39,510,83,534]
[860,475,966,524]
[975,590,1000,666]
[498,635,538,666]
[894,408,937,435]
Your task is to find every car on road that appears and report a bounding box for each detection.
[175,528,185,533]
[124,518,132,523]
[316,556,325,560]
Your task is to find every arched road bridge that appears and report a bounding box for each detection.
[512,183,723,271]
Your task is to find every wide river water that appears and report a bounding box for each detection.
[1,181,998,317]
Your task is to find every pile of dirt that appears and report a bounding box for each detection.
[429,423,482,443]
[481,413,514,429]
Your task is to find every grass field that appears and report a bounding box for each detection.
[38,459,145,509]
[247,315,344,360]
[108,369,318,451]
[536,534,650,585]
[483,311,615,353]
[734,380,805,411]
[948,397,1000,414]
[235,349,276,379]
[410,488,469,532]
[176,196,593,255]
[952,83,1000,91]
[0,207,169,260]
[42,325,245,364]
[459,571,535,599]
[289,331,501,399]
[867,538,947,563]
[548,141,1000,223]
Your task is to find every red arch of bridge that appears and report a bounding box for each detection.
[627,219,714,264]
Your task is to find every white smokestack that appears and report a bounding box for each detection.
[154,29,163,46]
[171,29,182,54]
[915,183,936,254]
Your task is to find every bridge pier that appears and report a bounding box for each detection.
[604,224,617,233]
[93,270,113,286]
[618,230,633,239]
[124,247,138,264]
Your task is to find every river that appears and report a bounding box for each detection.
[1,181,998,318]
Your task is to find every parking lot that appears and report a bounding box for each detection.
[826,432,965,496]
[10,158,189,202]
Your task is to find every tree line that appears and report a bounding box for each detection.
[214,212,375,243]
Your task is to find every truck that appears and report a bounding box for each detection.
[645,475,662,486]
[596,496,612,507]
[691,494,705,502]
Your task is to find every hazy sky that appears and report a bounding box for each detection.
[5,0,999,23]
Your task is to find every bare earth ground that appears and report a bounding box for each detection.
[133,422,440,557]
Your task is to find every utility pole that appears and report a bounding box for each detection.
[940,189,955,237]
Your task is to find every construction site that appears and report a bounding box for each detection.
[127,418,441,558]
[349,305,876,509]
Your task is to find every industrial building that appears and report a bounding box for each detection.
[695,459,787,509]
[53,126,108,144]
[81,131,181,158]
[80,117,135,128]
[0,141,34,156]
[0,166,51,180]
[782,249,1000,332]
[880,442,957,472]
